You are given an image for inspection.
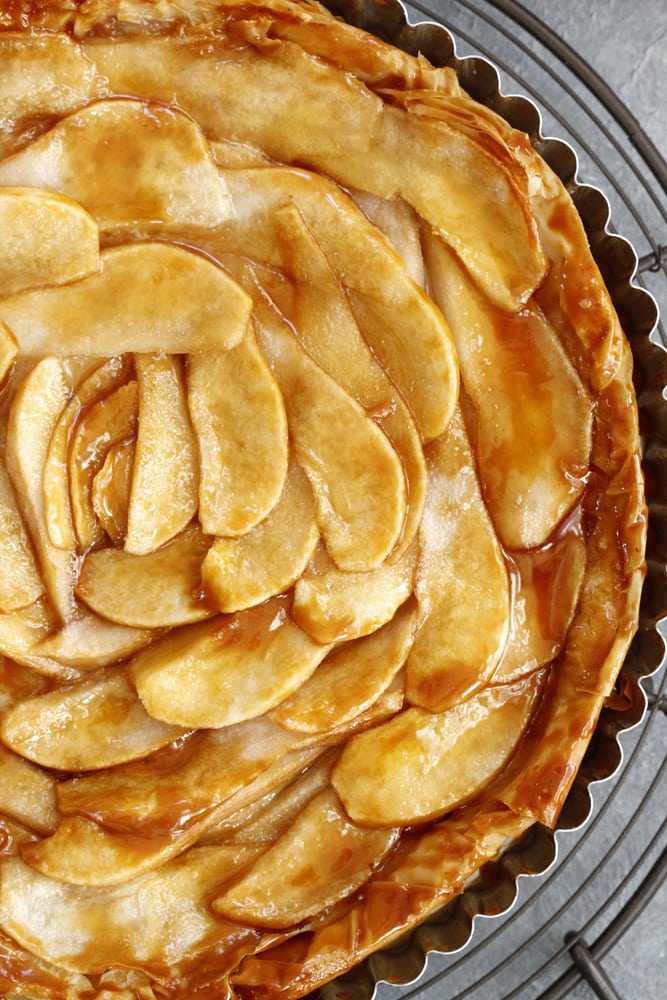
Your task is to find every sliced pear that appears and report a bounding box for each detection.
[493,515,586,683]
[292,540,417,644]
[0,815,39,860]
[213,787,399,929]
[254,206,426,555]
[216,166,458,442]
[0,242,252,357]
[0,847,259,974]
[68,380,138,551]
[20,815,188,887]
[350,189,425,288]
[44,355,133,551]
[23,750,326,887]
[77,523,213,628]
[0,321,18,386]
[56,716,316,834]
[332,672,545,827]
[0,746,59,836]
[213,750,336,847]
[367,101,545,309]
[33,611,154,670]
[423,232,592,549]
[186,326,288,537]
[129,596,330,729]
[1,669,186,772]
[255,312,406,572]
[89,33,544,308]
[0,601,79,681]
[5,358,76,622]
[273,598,417,733]
[176,747,333,858]
[125,354,198,555]
[0,458,43,613]
[201,457,318,613]
[0,188,100,298]
[405,409,510,712]
[0,656,48,716]
[0,99,232,231]
[29,748,330,888]
[0,32,101,146]
[53,699,397,838]
[91,438,134,545]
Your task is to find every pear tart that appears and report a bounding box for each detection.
[0,2,646,998]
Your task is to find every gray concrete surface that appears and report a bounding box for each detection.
[530,0,666,157]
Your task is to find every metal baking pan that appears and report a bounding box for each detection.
[315,0,667,996]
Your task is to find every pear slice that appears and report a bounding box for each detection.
[0,99,231,231]
[68,380,138,551]
[423,232,593,549]
[125,354,198,555]
[201,456,318,613]
[56,716,315,835]
[213,788,399,929]
[0,32,102,153]
[0,458,43,613]
[0,188,100,298]
[0,847,259,974]
[253,206,426,556]
[0,242,252,357]
[405,409,510,713]
[350,189,425,288]
[91,438,134,545]
[216,166,458,443]
[20,816,188,887]
[88,32,545,308]
[129,596,331,729]
[0,321,18,386]
[186,326,288,537]
[33,611,154,671]
[77,523,213,628]
[292,540,417,644]
[493,515,586,683]
[23,750,325,887]
[255,313,406,572]
[5,358,76,622]
[1,669,186,772]
[44,355,133,551]
[0,746,59,836]
[272,598,417,733]
[0,816,39,865]
[54,699,397,838]
[213,750,336,847]
[0,656,49,716]
[0,601,79,682]
[332,672,546,827]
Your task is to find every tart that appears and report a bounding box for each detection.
[0,2,647,998]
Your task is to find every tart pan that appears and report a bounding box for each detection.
[313,0,667,996]
[1,3,664,998]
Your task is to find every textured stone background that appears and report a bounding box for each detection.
[531,0,666,156]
